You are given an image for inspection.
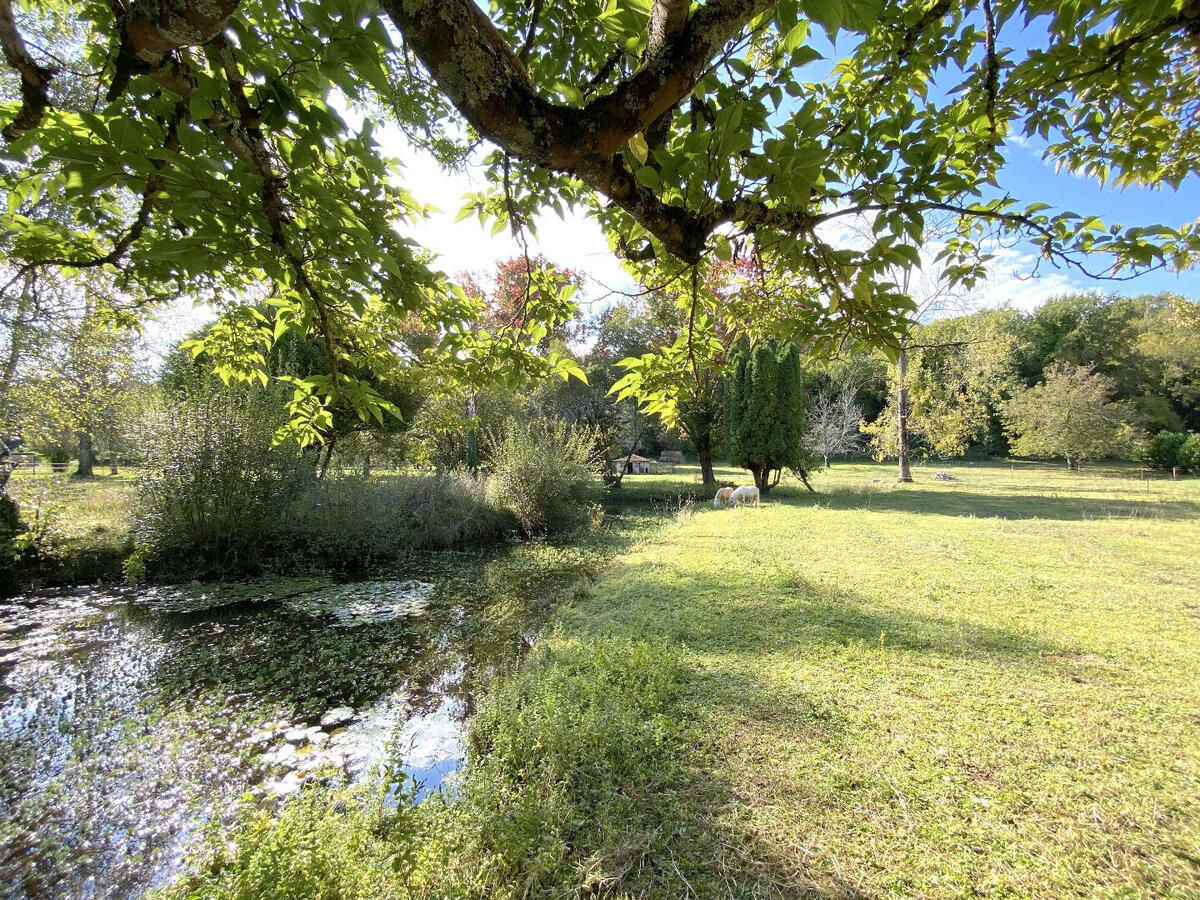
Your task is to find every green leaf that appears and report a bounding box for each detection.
[628,133,650,165]
[635,166,660,188]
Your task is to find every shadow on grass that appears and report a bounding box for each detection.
[778,484,1200,522]
[575,566,1062,665]
[542,567,1078,895]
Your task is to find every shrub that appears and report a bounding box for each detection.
[133,389,315,575]
[1140,430,1188,470]
[484,419,601,536]
[0,486,22,595]
[1177,433,1200,472]
[283,472,509,572]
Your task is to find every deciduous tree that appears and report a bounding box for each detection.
[2,0,1198,439]
[1002,363,1133,469]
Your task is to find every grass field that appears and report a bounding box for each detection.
[182,459,1200,899]
[5,467,137,583]
[547,460,1200,896]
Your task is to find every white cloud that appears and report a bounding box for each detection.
[975,245,1082,312]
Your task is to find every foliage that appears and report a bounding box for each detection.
[864,310,1021,462]
[9,299,146,474]
[724,341,814,491]
[0,482,21,594]
[484,419,602,536]
[1137,294,1200,430]
[1177,433,1200,473]
[464,254,585,349]
[283,472,507,572]
[1002,364,1135,468]
[172,786,418,899]
[405,382,529,471]
[1141,431,1190,471]
[133,388,315,575]
[4,0,1198,446]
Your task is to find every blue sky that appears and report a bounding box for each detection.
[993,138,1200,299]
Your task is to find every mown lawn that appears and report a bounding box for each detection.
[556,460,1200,896]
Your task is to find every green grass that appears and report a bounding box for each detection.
[557,460,1200,896]
[6,467,138,583]
[178,459,1200,898]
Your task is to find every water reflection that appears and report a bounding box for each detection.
[0,548,564,899]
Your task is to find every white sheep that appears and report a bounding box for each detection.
[729,485,760,507]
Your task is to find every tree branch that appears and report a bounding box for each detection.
[0,0,56,142]
[107,0,242,101]
[381,0,774,168]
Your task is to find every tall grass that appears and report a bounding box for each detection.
[283,472,510,573]
[132,403,603,579]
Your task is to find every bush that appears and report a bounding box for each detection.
[133,389,316,575]
[1141,430,1188,470]
[0,487,22,595]
[484,419,601,536]
[1177,433,1200,472]
[283,472,509,572]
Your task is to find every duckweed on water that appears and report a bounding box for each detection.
[0,521,657,899]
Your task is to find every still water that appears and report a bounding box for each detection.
[0,548,568,898]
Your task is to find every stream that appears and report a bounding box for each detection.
[0,547,571,898]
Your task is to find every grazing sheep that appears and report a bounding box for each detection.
[713,486,735,508]
[729,485,760,507]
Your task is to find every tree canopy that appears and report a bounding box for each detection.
[2,0,1197,437]
[1002,362,1133,468]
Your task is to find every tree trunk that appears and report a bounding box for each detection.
[752,466,769,492]
[465,392,479,473]
[896,338,913,483]
[74,431,94,478]
[794,466,815,493]
[318,434,338,479]
[108,449,118,475]
[361,453,371,477]
[611,406,648,489]
[695,433,715,485]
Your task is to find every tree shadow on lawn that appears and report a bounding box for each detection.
[587,568,1064,665]
[558,580,1089,895]
[780,484,1200,522]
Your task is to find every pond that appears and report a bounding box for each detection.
[0,546,583,898]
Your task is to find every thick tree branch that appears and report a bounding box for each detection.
[382,0,774,168]
[0,0,56,142]
[107,0,241,100]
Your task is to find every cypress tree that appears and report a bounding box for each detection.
[725,341,815,492]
